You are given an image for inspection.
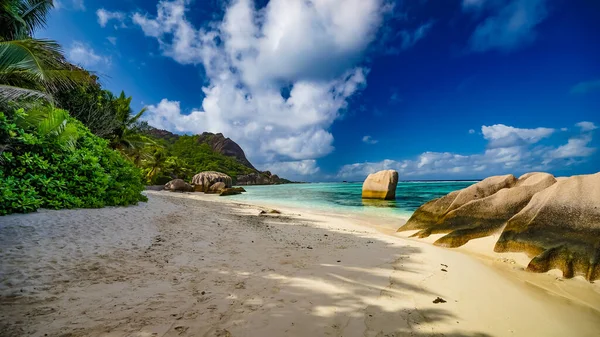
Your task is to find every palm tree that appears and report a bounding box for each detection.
[0,0,90,102]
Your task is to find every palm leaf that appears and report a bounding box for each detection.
[0,84,49,102]
[0,38,91,101]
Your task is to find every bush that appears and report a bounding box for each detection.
[0,106,147,215]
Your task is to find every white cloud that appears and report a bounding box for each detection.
[362,135,379,144]
[66,42,110,68]
[576,121,598,132]
[136,0,388,168]
[398,21,434,50]
[545,135,595,161]
[338,121,597,180]
[107,36,117,45]
[469,129,476,134]
[481,124,554,148]
[260,160,320,179]
[467,0,549,53]
[97,9,125,27]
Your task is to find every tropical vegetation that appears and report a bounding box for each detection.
[0,0,273,215]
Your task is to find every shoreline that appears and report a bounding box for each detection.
[1,191,599,336]
[152,191,600,313]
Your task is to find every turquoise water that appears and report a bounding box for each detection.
[229,181,475,218]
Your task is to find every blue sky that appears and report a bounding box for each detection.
[43,0,599,181]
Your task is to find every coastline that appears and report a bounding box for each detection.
[1,191,598,336]
[159,191,600,313]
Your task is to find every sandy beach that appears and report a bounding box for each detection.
[1,191,599,337]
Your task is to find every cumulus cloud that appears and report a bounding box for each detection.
[466,0,549,53]
[260,160,320,180]
[67,42,110,68]
[570,79,600,95]
[97,9,125,27]
[469,129,476,134]
[136,0,390,171]
[338,122,597,180]
[576,121,598,132]
[362,136,379,144]
[481,124,554,148]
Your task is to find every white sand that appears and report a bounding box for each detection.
[0,191,598,337]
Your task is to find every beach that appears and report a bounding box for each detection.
[1,191,599,337]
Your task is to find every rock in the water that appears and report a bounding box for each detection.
[207,182,226,194]
[164,179,193,192]
[495,172,600,281]
[219,187,245,196]
[402,173,556,247]
[361,170,399,200]
[191,171,232,193]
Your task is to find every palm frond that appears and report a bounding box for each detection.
[0,38,91,101]
[55,122,79,150]
[19,1,54,36]
[0,84,49,102]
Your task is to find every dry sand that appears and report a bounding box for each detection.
[1,191,599,337]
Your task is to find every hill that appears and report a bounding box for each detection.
[141,126,292,185]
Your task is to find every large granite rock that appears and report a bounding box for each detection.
[197,132,256,170]
[495,172,600,281]
[401,173,556,247]
[207,182,226,194]
[399,171,600,281]
[362,170,399,200]
[192,171,232,193]
[164,179,193,192]
[237,171,282,185]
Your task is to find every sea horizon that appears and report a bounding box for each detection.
[230,181,476,218]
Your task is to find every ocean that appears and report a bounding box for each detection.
[229,181,476,218]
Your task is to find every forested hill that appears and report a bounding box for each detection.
[140,125,292,185]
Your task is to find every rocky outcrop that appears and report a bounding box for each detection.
[237,171,282,185]
[495,173,600,280]
[399,171,600,281]
[400,173,556,247]
[197,132,256,170]
[361,170,398,200]
[191,171,232,193]
[207,182,226,194]
[219,187,246,196]
[164,179,193,192]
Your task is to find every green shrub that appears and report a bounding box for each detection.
[0,106,147,216]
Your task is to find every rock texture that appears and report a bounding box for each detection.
[164,179,193,192]
[401,173,556,247]
[495,173,600,281]
[398,172,600,281]
[237,171,282,185]
[207,182,226,194]
[219,187,246,196]
[361,170,399,200]
[197,132,256,170]
[191,171,232,193]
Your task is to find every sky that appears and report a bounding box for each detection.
[42,0,600,181]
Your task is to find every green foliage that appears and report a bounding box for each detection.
[167,135,255,181]
[0,105,147,215]
[0,0,91,103]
